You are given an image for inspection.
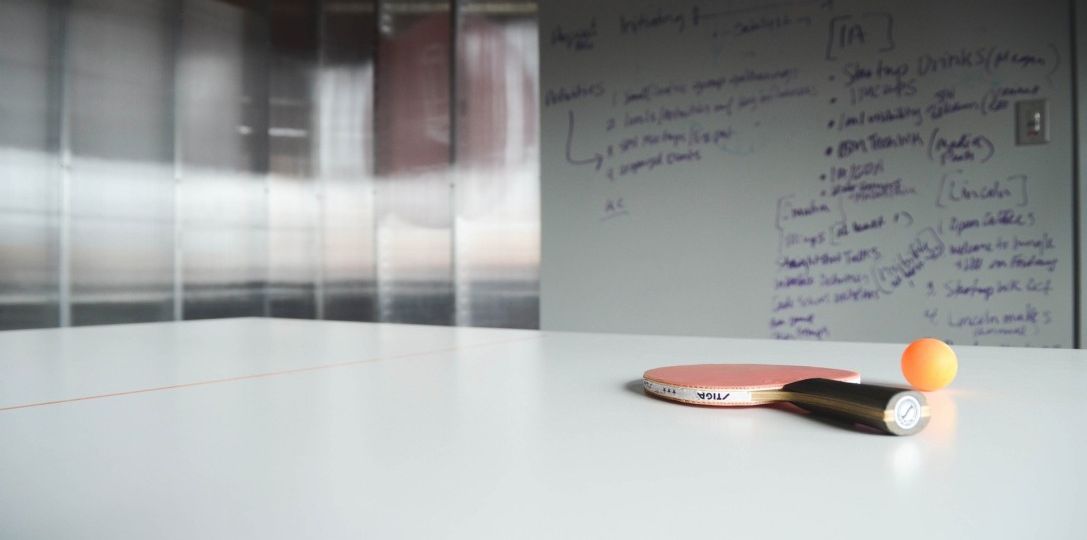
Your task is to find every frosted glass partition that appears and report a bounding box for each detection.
[318,0,378,322]
[67,0,176,325]
[178,0,268,320]
[0,0,541,333]
[0,0,59,329]
[266,0,319,319]
[374,0,455,325]
[454,0,540,329]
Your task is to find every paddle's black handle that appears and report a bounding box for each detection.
[781,378,930,436]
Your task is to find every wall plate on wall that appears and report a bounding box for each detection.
[1016,99,1049,145]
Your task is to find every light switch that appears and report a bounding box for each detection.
[1016,99,1048,145]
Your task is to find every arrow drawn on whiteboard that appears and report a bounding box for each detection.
[566,110,603,170]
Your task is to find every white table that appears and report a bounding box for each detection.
[1,318,1083,539]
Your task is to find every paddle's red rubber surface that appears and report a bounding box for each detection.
[643,364,860,390]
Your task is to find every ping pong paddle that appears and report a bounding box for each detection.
[642,364,929,435]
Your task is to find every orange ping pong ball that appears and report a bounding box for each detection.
[901,338,957,391]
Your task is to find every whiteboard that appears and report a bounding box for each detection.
[540,0,1074,346]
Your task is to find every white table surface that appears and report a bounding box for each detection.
[0,318,1083,539]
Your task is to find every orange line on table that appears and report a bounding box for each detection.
[0,334,541,413]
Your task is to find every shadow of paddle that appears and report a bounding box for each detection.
[623,379,646,396]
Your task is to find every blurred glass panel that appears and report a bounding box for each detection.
[267,0,319,319]
[375,0,455,325]
[0,0,60,329]
[318,0,378,321]
[67,0,175,325]
[453,0,539,329]
[177,0,268,320]
[0,0,545,332]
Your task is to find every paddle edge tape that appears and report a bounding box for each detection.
[642,378,756,406]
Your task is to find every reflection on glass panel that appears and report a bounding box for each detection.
[267,0,319,319]
[318,0,377,322]
[375,0,454,325]
[67,0,175,325]
[454,0,539,329]
[178,0,268,320]
[0,0,59,329]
